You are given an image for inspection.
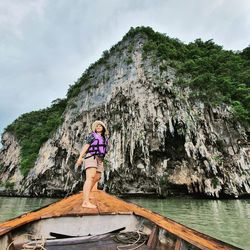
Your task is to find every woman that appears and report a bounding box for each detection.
[76,120,109,208]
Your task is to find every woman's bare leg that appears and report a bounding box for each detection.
[91,172,101,191]
[91,182,98,191]
[82,167,97,208]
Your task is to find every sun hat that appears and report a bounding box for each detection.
[91,120,109,135]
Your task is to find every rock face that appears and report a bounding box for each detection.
[0,32,249,198]
[0,132,22,194]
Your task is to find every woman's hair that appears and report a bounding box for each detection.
[101,126,106,137]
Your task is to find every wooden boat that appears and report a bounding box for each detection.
[0,190,242,250]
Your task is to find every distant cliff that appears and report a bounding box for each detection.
[0,27,249,198]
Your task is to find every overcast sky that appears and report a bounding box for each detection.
[0,0,250,140]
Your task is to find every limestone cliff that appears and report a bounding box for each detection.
[0,28,249,198]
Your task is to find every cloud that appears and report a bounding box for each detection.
[0,0,250,141]
[0,0,46,38]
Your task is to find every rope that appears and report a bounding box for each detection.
[7,241,14,250]
[21,238,46,250]
[114,231,148,250]
[8,233,47,250]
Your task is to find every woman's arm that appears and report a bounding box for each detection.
[76,144,90,166]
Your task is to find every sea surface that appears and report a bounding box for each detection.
[0,196,58,222]
[0,196,249,249]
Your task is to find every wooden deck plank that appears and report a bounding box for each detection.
[93,191,117,214]
[94,191,133,214]
[92,191,119,214]
[70,190,99,215]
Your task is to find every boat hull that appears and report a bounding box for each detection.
[0,191,242,250]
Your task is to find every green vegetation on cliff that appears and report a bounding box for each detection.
[5,98,67,176]
[125,26,250,126]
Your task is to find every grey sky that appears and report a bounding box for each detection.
[0,0,250,140]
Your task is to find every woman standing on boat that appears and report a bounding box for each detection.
[76,120,109,208]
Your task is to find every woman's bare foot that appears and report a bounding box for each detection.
[82,201,97,208]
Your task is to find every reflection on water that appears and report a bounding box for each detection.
[0,196,58,222]
[126,197,250,250]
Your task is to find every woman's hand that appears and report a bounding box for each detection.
[76,158,83,167]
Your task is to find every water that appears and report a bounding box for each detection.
[0,196,249,249]
[126,197,250,250]
[0,196,58,222]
